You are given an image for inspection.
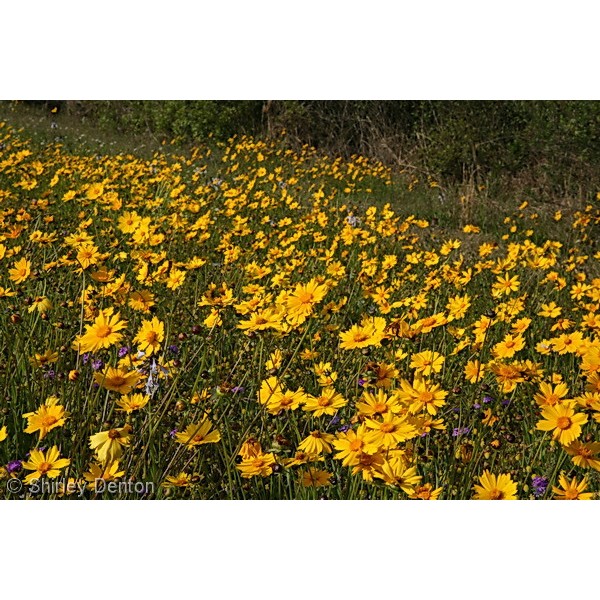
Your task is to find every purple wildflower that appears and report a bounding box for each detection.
[231,386,245,394]
[168,345,179,356]
[43,370,55,378]
[92,359,103,371]
[7,460,22,474]
[502,398,512,406]
[328,415,341,427]
[483,396,494,404]
[82,353,90,365]
[169,429,178,438]
[473,403,481,409]
[118,346,130,357]
[357,378,366,387]
[532,476,548,498]
[452,427,471,437]
[338,424,352,433]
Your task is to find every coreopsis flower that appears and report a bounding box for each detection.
[332,424,379,466]
[398,378,448,416]
[0,425,7,442]
[464,359,485,383]
[551,331,585,354]
[370,362,399,388]
[283,451,323,468]
[300,468,331,488]
[27,296,52,314]
[8,257,32,284]
[238,438,263,460]
[492,334,526,359]
[23,396,70,440]
[83,461,125,490]
[94,366,141,394]
[298,430,335,454]
[472,470,518,500]
[22,446,71,485]
[133,316,164,356]
[74,308,127,353]
[175,419,221,446]
[238,306,284,332]
[286,279,328,324]
[491,273,520,297]
[538,302,561,318]
[89,426,132,465]
[552,473,594,500]
[115,393,150,414]
[237,452,277,478]
[257,377,284,405]
[302,387,347,417]
[410,483,444,500]
[29,349,58,367]
[375,459,422,494]
[339,316,386,350]
[76,243,102,269]
[265,388,307,415]
[355,389,402,417]
[563,440,600,471]
[163,472,199,488]
[364,413,417,448]
[410,350,444,377]
[536,404,587,445]
[129,290,155,312]
[351,451,386,482]
[86,182,104,200]
[534,381,571,407]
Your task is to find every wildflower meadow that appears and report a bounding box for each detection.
[1,117,600,500]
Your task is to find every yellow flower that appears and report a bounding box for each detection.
[464,359,485,383]
[0,425,7,442]
[175,419,221,446]
[286,279,328,323]
[29,349,58,367]
[472,470,518,500]
[339,316,386,350]
[83,461,125,490]
[536,404,587,445]
[375,459,422,494]
[398,378,448,416]
[8,257,32,284]
[94,366,141,394]
[298,430,335,455]
[115,393,150,414]
[133,316,164,356]
[409,483,443,500]
[355,389,402,417]
[410,350,444,377]
[23,396,70,440]
[86,182,104,200]
[27,296,52,314]
[332,424,379,466]
[563,440,600,471]
[492,334,525,359]
[552,473,594,499]
[364,413,417,448]
[74,308,127,353]
[22,446,71,485]
[237,452,277,478]
[89,426,132,465]
[300,468,331,487]
[534,382,571,407]
[302,387,347,417]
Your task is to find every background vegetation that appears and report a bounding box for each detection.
[6,100,600,200]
